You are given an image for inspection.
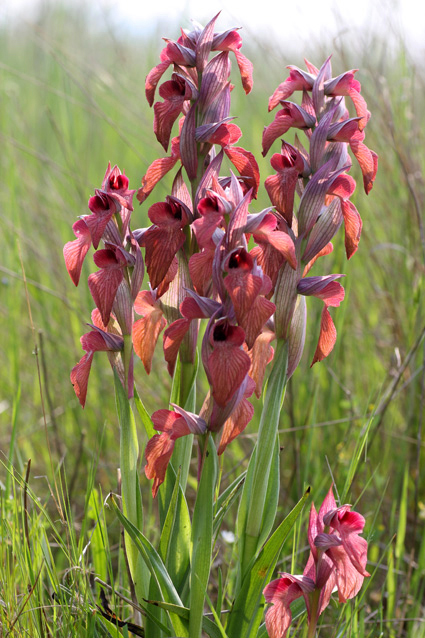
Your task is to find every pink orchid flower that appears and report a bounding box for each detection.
[264,141,306,226]
[223,247,275,349]
[136,136,181,204]
[138,195,192,290]
[264,575,316,638]
[263,486,369,638]
[145,406,207,497]
[100,162,136,211]
[88,243,135,327]
[70,310,124,408]
[203,318,251,408]
[63,219,91,286]
[132,290,167,374]
[84,190,121,250]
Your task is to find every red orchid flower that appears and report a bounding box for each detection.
[154,75,193,151]
[145,406,207,497]
[137,136,181,204]
[88,243,134,326]
[319,505,370,600]
[204,319,251,407]
[216,375,255,454]
[193,120,260,198]
[145,14,253,108]
[247,330,275,398]
[265,58,377,196]
[163,294,220,376]
[263,575,316,638]
[211,27,253,94]
[138,195,192,289]
[85,190,121,250]
[249,212,297,289]
[263,486,369,638]
[297,274,345,366]
[262,102,316,157]
[324,69,370,130]
[100,162,136,211]
[268,65,315,111]
[192,190,229,247]
[223,247,275,349]
[132,290,167,374]
[63,219,92,286]
[70,312,124,408]
[264,141,306,226]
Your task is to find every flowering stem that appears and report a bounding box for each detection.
[190,144,209,206]
[169,358,197,496]
[123,334,132,397]
[197,431,211,481]
[179,359,196,409]
[307,588,321,638]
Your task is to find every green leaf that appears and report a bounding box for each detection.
[238,338,288,576]
[87,488,108,583]
[111,498,189,638]
[144,573,165,638]
[204,588,228,638]
[340,411,375,503]
[395,464,408,566]
[144,600,225,638]
[189,435,218,638]
[214,472,246,539]
[114,370,146,601]
[226,488,310,638]
[257,438,280,551]
[159,467,191,593]
[133,387,156,439]
[216,471,247,513]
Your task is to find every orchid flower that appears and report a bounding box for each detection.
[65,164,143,403]
[70,310,125,408]
[264,486,369,638]
[259,57,378,374]
[138,14,256,204]
[145,406,207,497]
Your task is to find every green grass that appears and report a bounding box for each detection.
[1,4,424,637]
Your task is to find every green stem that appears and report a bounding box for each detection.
[168,358,197,498]
[198,431,211,481]
[123,334,133,396]
[307,588,320,638]
[179,359,196,410]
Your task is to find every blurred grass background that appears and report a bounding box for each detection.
[0,3,424,636]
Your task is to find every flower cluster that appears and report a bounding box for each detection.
[137,13,258,204]
[263,486,370,638]
[262,57,378,368]
[64,16,377,500]
[63,163,142,406]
